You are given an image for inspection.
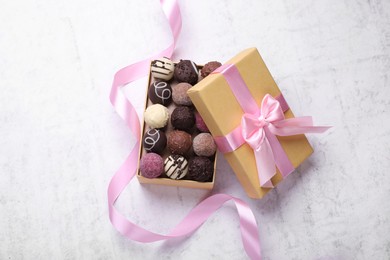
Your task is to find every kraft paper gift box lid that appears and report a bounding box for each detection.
[188,48,313,199]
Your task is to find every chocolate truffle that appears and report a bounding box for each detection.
[143,129,167,154]
[151,57,175,81]
[195,112,209,132]
[164,155,188,180]
[171,106,195,131]
[148,81,172,106]
[144,104,169,129]
[193,133,217,157]
[174,60,199,85]
[139,153,164,178]
[167,130,192,155]
[188,157,214,182]
[200,61,222,78]
[172,83,193,106]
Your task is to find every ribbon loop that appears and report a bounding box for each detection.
[241,113,266,150]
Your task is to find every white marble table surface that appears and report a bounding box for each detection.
[1,0,389,259]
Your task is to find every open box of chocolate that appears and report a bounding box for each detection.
[137,58,222,189]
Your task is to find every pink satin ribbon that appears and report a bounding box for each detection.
[107,1,261,259]
[213,64,330,188]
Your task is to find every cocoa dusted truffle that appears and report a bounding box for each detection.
[167,130,192,155]
[148,81,172,106]
[200,61,222,78]
[193,133,216,157]
[172,82,193,106]
[174,60,199,85]
[171,106,195,131]
[188,157,214,182]
[139,153,164,178]
[143,129,167,154]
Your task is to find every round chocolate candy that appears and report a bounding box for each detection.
[171,106,195,131]
[174,60,199,85]
[151,57,175,81]
[167,130,192,155]
[164,155,188,180]
[172,82,193,106]
[195,112,209,132]
[139,153,164,178]
[188,156,214,182]
[143,129,167,154]
[200,61,222,78]
[193,133,216,157]
[144,104,169,129]
[148,81,172,106]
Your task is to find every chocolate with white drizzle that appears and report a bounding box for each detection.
[164,155,188,180]
[143,129,167,154]
[174,60,199,85]
[148,81,172,106]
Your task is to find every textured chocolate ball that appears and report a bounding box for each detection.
[164,155,188,180]
[139,153,164,178]
[193,133,217,157]
[171,106,195,131]
[200,61,222,78]
[151,57,175,81]
[195,112,209,132]
[174,60,199,85]
[148,81,172,106]
[188,157,214,182]
[167,130,192,155]
[172,82,193,106]
[144,104,169,129]
[143,129,167,154]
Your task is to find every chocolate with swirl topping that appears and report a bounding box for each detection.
[148,81,172,106]
[143,129,167,154]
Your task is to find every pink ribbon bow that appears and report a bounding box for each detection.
[241,94,287,188]
[241,94,329,187]
[213,64,330,188]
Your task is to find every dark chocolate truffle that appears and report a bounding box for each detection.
[143,129,167,154]
[171,106,195,131]
[188,157,214,182]
[139,153,164,178]
[148,81,172,106]
[193,133,217,157]
[174,60,199,85]
[172,83,193,106]
[167,130,192,155]
[200,61,222,78]
[164,155,188,180]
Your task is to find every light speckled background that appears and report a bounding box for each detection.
[1,0,389,259]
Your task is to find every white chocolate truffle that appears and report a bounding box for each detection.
[164,155,188,180]
[144,104,169,129]
[151,57,175,81]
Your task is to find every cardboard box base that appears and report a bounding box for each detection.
[136,62,216,190]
